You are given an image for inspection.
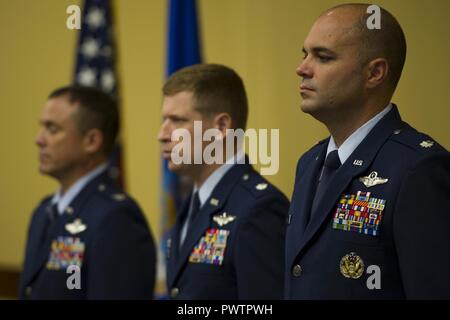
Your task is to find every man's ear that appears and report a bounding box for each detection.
[366,58,389,89]
[213,113,232,138]
[83,128,104,154]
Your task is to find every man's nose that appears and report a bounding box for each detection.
[35,128,46,147]
[296,58,312,78]
[158,120,171,143]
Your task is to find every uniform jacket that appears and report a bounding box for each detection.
[285,105,450,299]
[167,162,289,299]
[19,171,156,299]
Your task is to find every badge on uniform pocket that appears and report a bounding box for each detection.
[189,228,229,266]
[46,236,85,270]
[332,191,386,236]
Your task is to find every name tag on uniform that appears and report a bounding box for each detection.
[332,191,386,236]
[189,228,229,266]
[46,236,85,270]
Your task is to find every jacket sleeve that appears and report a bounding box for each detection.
[87,202,156,299]
[233,193,289,299]
[393,152,450,299]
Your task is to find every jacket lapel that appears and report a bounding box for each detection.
[286,143,325,261]
[66,171,113,218]
[290,106,403,261]
[23,202,55,286]
[166,194,191,286]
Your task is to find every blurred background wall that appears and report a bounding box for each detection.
[1,0,449,296]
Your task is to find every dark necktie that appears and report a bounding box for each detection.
[310,150,341,219]
[48,203,58,220]
[179,191,201,248]
[46,203,59,232]
[40,203,59,247]
[187,191,201,229]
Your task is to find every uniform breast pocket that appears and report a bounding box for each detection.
[331,225,381,247]
[187,261,225,275]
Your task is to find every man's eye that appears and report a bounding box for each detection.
[173,118,186,124]
[47,125,58,134]
[318,56,332,62]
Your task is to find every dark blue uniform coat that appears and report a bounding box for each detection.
[19,171,156,299]
[285,106,450,299]
[166,162,289,299]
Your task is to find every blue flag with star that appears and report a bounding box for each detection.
[74,0,124,187]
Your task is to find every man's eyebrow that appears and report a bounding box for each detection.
[39,119,57,127]
[303,46,336,55]
[162,114,187,121]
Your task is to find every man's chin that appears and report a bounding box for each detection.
[38,164,50,175]
[300,100,317,114]
[167,161,187,174]
[38,163,59,178]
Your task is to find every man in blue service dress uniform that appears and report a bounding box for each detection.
[19,86,156,299]
[158,64,289,299]
[286,4,450,299]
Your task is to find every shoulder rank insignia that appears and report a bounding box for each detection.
[112,193,126,201]
[65,219,87,235]
[255,183,268,190]
[340,252,364,279]
[359,171,388,188]
[213,212,236,226]
[420,140,434,148]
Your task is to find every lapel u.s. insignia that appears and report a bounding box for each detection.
[359,171,388,188]
[213,212,236,227]
[210,198,219,206]
[65,219,87,235]
[340,252,364,279]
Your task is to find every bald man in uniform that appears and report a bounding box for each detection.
[286,4,450,299]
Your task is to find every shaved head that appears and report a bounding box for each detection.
[319,3,407,90]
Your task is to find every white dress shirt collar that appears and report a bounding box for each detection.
[326,104,393,164]
[51,163,108,215]
[194,150,246,207]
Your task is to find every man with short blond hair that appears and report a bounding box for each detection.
[160,64,288,299]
